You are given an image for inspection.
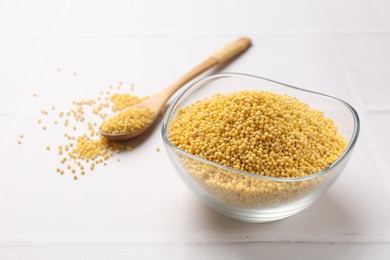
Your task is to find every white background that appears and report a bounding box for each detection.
[0,0,390,259]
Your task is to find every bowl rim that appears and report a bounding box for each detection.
[161,72,360,182]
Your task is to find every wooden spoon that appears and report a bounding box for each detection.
[100,37,252,141]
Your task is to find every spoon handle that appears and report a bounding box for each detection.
[211,37,252,64]
[158,37,252,102]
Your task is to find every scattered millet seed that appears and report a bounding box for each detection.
[156,147,160,152]
[46,146,50,151]
[100,107,155,135]
[18,140,22,145]
[34,85,144,180]
[168,90,347,207]
[20,134,24,138]
[73,176,77,180]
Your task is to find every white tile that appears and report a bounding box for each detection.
[189,0,323,33]
[183,137,390,242]
[0,0,66,33]
[182,243,390,260]
[0,114,178,242]
[334,35,390,109]
[0,114,15,146]
[23,35,187,114]
[58,0,188,33]
[186,35,356,105]
[317,0,386,32]
[365,112,390,174]
[372,0,390,30]
[0,244,175,260]
[0,36,48,111]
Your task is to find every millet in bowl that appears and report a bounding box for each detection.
[162,73,360,223]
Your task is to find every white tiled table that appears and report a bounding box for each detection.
[1,0,390,259]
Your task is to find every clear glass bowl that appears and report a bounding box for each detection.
[162,73,360,223]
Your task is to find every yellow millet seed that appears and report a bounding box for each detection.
[168,91,346,178]
[109,93,144,112]
[72,136,123,161]
[100,107,155,135]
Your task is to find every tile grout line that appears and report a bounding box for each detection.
[0,0,72,158]
[0,232,390,245]
[0,30,390,38]
[313,0,390,199]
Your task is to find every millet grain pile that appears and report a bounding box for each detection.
[168,90,347,207]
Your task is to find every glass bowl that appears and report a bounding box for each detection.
[161,73,360,223]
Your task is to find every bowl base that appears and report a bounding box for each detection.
[203,198,315,223]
